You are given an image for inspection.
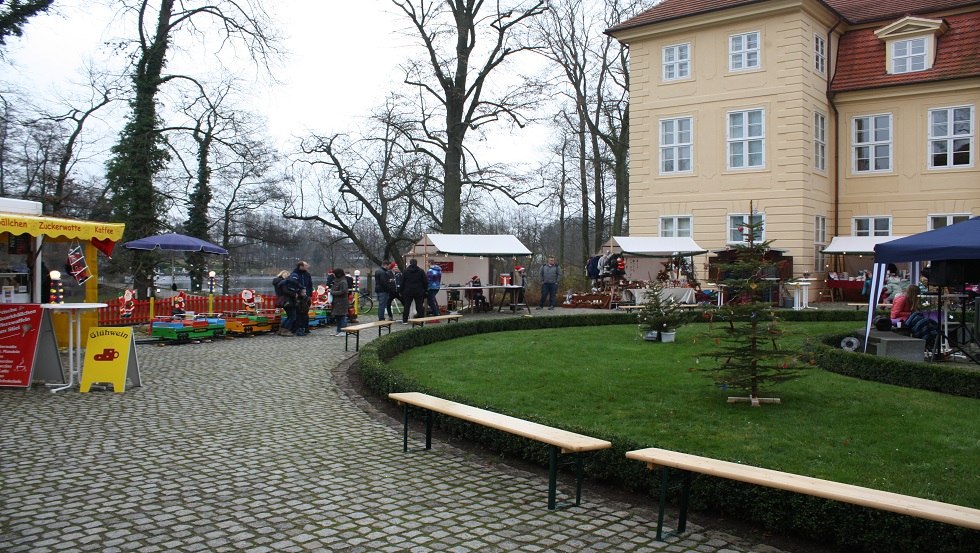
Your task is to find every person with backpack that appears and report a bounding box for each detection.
[289,261,314,336]
[273,270,298,336]
[426,262,443,316]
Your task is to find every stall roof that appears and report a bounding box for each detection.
[606,236,707,257]
[821,235,905,255]
[410,234,532,256]
[0,212,125,242]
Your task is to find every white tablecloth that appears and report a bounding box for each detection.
[629,287,696,305]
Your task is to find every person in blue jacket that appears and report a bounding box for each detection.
[426,263,442,316]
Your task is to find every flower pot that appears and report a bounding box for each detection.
[643,330,659,341]
[660,330,676,343]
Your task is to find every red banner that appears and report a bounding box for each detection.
[0,304,43,387]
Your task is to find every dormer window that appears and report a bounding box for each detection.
[893,38,926,73]
[874,16,948,75]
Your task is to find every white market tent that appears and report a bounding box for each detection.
[821,235,906,255]
[405,234,533,307]
[604,236,707,257]
[408,233,532,257]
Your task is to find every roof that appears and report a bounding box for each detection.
[409,234,532,257]
[821,235,906,255]
[605,236,708,257]
[609,0,979,33]
[0,212,125,242]
[831,11,980,92]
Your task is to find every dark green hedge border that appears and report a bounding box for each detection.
[358,311,978,553]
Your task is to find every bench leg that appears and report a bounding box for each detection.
[574,454,584,506]
[656,468,670,540]
[401,404,409,453]
[355,332,360,352]
[548,445,559,510]
[677,471,693,534]
[344,333,350,351]
[654,468,693,541]
[425,409,433,450]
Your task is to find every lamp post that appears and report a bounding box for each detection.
[208,270,216,314]
[353,269,361,317]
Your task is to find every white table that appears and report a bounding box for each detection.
[785,282,815,311]
[42,303,107,392]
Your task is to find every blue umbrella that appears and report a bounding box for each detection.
[122,233,228,255]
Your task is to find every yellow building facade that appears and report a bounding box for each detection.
[610,0,979,277]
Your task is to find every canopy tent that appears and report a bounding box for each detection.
[604,236,707,257]
[408,233,532,257]
[122,233,228,255]
[864,217,980,353]
[821,235,905,255]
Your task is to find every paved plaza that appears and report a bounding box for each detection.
[1,315,822,552]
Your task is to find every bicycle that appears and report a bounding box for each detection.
[356,289,374,312]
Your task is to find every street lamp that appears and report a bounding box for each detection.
[208,270,216,314]
[48,270,64,303]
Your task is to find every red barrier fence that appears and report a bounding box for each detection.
[98,293,276,326]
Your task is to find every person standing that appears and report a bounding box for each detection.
[374,262,394,321]
[330,268,350,336]
[538,256,562,310]
[400,259,427,324]
[290,261,314,336]
[273,270,297,336]
[388,263,402,320]
[426,262,443,316]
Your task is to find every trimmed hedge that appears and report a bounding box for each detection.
[808,333,980,398]
[357,312,978,553]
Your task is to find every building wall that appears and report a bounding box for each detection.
[618,0,978,278]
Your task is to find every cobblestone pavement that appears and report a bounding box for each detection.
[1,315,801,553]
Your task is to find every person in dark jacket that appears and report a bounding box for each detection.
[289,261,314,336]
[330,268,350,336]
[400,259,428,324]
[273,270,297,336]
[374,263,394,321]
[388,263,402,320]
[426,263,442,316]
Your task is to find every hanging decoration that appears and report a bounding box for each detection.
[65,241,92,284]
[48,270,64,303]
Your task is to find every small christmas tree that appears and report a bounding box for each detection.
[637,280,692,342]
[705,203,804,405]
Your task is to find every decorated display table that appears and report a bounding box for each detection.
[628,287,697,305]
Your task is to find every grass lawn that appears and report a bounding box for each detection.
[387,321,980,509]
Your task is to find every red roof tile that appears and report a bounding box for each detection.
[609,0,979,32]
[831,11,980,91]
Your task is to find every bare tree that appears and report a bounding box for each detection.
[287,100,436,268]
[391,0,548,234]
[106,0,280,297]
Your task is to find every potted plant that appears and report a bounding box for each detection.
[637,281,691,342]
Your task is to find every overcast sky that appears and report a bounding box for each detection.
[2,0,551,176]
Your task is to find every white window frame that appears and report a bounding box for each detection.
[814,112,827,171]
[928,214,972,230]
[852,114,892,173]
[814,215,828,272]
[814,34,826,74]
[728,213,765,244]
[727,109,765,169]
[928,106,974,169]
[660,116,693,174]
[729,31,760,72]
[853,216,892,237]
[892,37,927,74]
[662,43,691,81]
[660,216,693,238]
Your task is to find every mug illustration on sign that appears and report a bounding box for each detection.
[94,348,120,361]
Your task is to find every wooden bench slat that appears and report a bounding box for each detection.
[627,447,980,530]
[390,392,611,453]
[343,321,393,332]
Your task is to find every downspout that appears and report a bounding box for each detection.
[826,19,843,240]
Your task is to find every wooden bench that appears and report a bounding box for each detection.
[626,447,980,541]
[389,392,612,510]
[342,320,393,351]
[407,314,462,328]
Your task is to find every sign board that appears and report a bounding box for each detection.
[80,327,141,393]
[0,305,64,387]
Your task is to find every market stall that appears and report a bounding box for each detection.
[821,235,906,302]
[0,198,125,388]
[592,236,708,306]
[406,234,533,311]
